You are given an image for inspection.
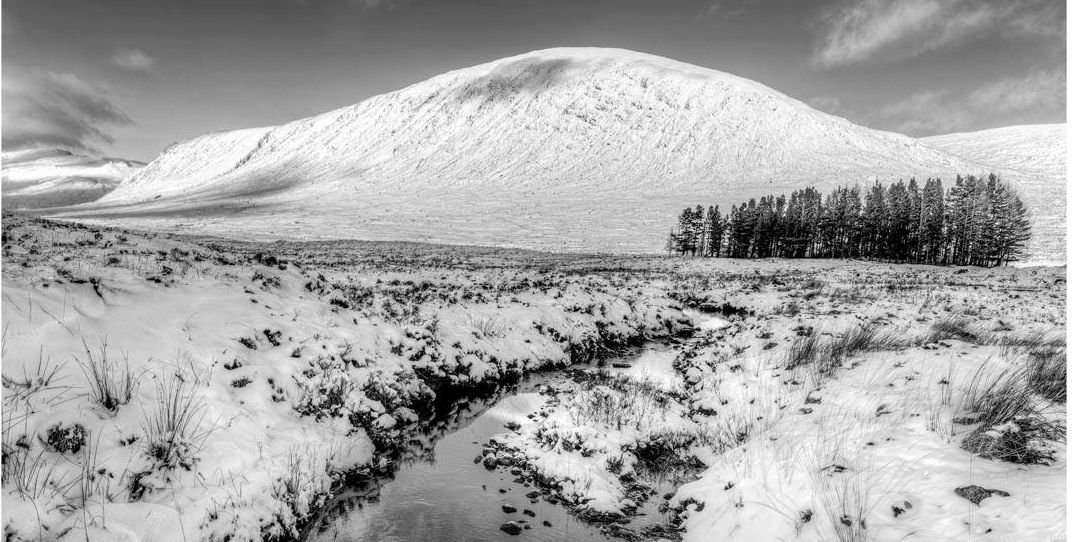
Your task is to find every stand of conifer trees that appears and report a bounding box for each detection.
[667,174,1031,267]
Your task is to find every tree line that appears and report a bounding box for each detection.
[667,173,1031,267]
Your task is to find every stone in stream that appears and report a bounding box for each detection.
[502,504,517,513]
[523,509,535,517]
[499,488,507,493]
[543,520,552,527]
[500,522,523,536]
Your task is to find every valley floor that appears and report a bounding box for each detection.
[1,213,1065,541]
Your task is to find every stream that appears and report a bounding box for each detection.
[305,312,728,542]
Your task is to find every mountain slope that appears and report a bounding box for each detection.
[54,48,1061,261]
[2,148,144,209]
[922,124,1065,181]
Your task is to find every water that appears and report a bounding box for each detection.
[306,312,729,542]
[306,381,613,542]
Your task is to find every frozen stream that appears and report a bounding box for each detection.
[304,313,729,542]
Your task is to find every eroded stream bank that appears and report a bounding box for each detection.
[305,313,728,542]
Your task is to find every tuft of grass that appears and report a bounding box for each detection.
[2,448,70,502]
[923,318,978,344]
[142,372,210,471]
[466,313,506,339]
[785,333,822,370]
[958,361,1065,464]
[2,349,66,396]
[786,323,896,379]
[1025,346,1066,403]
[78,339,137,411]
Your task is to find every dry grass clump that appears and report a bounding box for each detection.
[958,361,1065,464]
[567,374,670,431]
[78,340,137,411]
[467,313,506,339]
[142,372,210,471]
[785,323,899,378]
[1025,346,1066,403]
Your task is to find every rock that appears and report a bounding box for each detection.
[543,520,552,527]
[505,421,522,431]
[955,485,1011,505]
[502,504,517,513]
[523,509,535,517]
[499,522,523,535]
[526,490,541,499]
[483,455,499,470]
[611,362,631,369]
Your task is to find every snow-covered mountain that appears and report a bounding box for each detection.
[54,48,1063,260]
[2,148,144,209]
[922,124,1065,181]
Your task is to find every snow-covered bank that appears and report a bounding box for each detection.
[1,214,690,541]
[477,261,1066,540]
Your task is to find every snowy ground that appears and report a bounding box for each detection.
[1,213,1065,541]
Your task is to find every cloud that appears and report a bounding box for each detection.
[2,67,133,154]
[111,49,157,72]
[703,0,762,19]
[812,0,1063,68]
[874,68,1064,134]
[806,95,848,116]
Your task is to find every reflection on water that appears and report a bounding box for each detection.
[306,390,611,542]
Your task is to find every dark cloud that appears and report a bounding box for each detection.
[2,67,133,154]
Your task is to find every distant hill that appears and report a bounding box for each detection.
[45,48,1063,261]
[2,148,144,209]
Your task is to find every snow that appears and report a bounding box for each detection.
[39,48,1061,263]
[2,148,144,209]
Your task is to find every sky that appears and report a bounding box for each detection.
[2,0,1066,162]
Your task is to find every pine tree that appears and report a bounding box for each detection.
[707,205,724,257]
[862,182,889,259]
[907,178,922,262]
[920,178,945,264]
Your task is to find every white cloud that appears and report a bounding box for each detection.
[111,49,157,72]
[875,68,1064,134]
[812,0,1063,68]
[806,95,848,116]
